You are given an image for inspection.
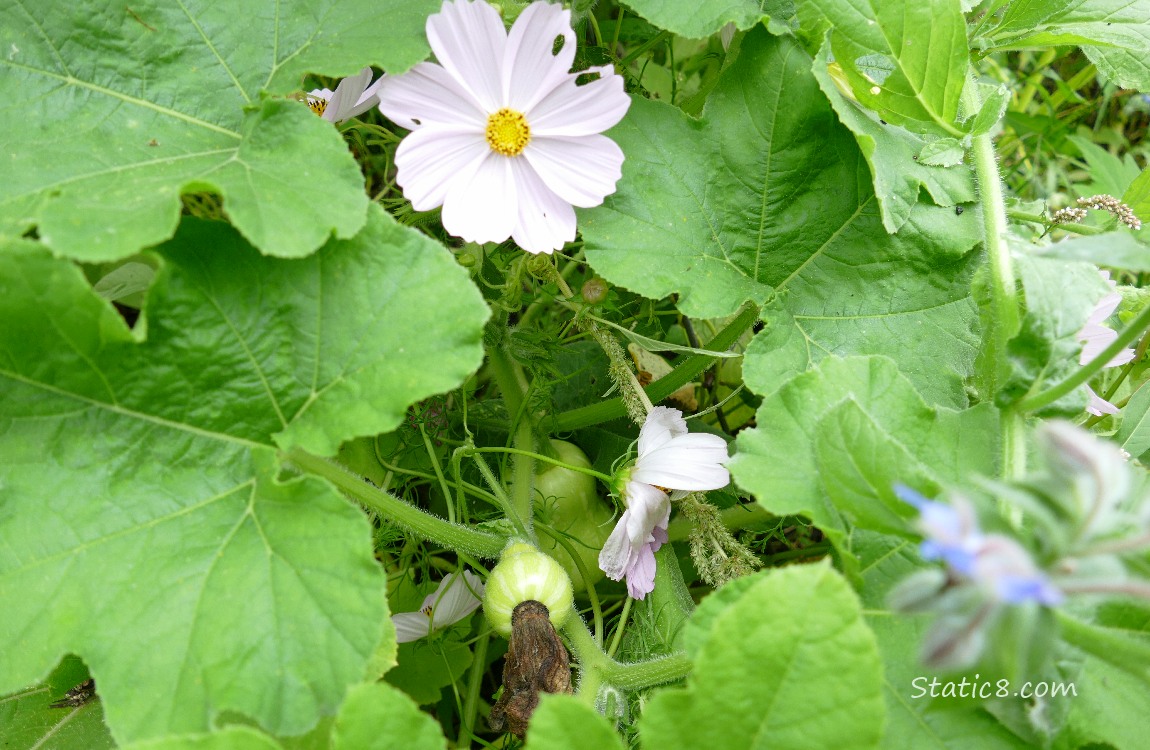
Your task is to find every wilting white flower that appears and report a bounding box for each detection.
[1078,271,1135,415]
[376,0,630,254]
[599,407,729,599]
[392,570,484,642]
[307,67,384,124]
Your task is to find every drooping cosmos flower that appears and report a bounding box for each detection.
[307,67,384,124]
[376,0,631,254]
[599,407,730,599]
[1078,271,1135,416]
[896,486,1063,606]
[392,570,484,642]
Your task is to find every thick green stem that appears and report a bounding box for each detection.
[419,423,455,524]
[458,628,491,748]
[470,451,531,540]
[563,614,692,695]
[487,344,537,533]
[1014,301,1150,413]
[963,76,1019,402]
[551,303,760,431]
[962,72,1024,484]
[284,448,504,558]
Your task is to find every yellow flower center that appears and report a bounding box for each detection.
[307,97,327,116]
[485,108,531,156]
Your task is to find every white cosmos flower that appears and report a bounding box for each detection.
[376,0,631,254]
[392,570,484,643]
[1078,271,1135,415]
[599,407,730,599]
[307,67,384,124]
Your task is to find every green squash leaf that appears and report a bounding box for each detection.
[640,563,884,750]
[0,207,487,742]
[584,29,879,318]
[332,682,447,750]
[619,0,795,38]
[981,0,1150,91]
[730,356,999,563]
[795,0,968,136]
[524,694,625,750]
[810,39,974,231]
[0,0,438,261]
[122,728,284,750]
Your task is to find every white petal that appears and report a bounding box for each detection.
[508,158,575,253]
[322,68,374,123]
[342,73,385,120]
[623,481,670,545]
[1085,291,1121,327]
[377,62,487,130]
[599,508,635,580]
[524,135,623,207]
[637,406,688,458]
[392,611,432,643]
[503,1,576,113]
[625,543,658,599]
[392,570,484,643]
[426,0,507,112]
[529,66,630,136]
[425,570,485,626]
[1085,385,1120,416]
[394,126,489,211]
[1078,324,1117,365]
[632,433,730,491]
[442,155,517,244]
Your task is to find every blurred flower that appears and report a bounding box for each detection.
[895,486,1062,606]
[392,570,484,642]
[599,407,729,598]
[307,67,384,124]
[376,0,630,254]
[1077,271,1134,415]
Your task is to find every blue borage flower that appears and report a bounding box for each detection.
[895,485,1063,606]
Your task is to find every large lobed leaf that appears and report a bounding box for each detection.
[794,0,969,136]
[0,206,489,742]
[115,682,447,749]
[640,563,885,750]
[729,356,999,565]
[810,43,975,233]
[981,0,1150,91]
[619,0,795,37]
[583,30,981,405]
[0,0,437,261]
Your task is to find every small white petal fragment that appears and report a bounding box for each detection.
[1077,271,1136,413]
[307,67,384,124]
[392,570,485,643]
[377,0,631,254]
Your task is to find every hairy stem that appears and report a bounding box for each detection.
[551,303,760,431]
[284,448,504,558]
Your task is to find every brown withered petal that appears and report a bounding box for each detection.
[489,600,573,737]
